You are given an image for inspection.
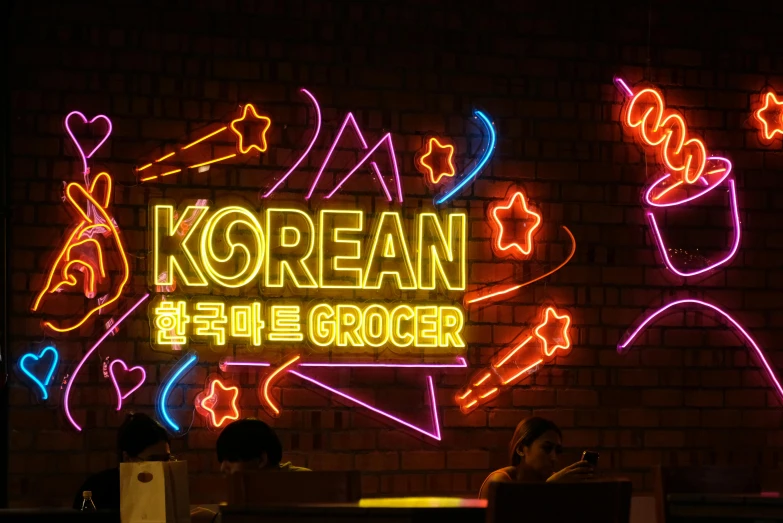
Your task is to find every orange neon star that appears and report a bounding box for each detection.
[418,138,455,184]
[199,379,240,428]
[230,104,272,154]
[755,91,783,142]
[534,307,572,358]
[490,190,542,258]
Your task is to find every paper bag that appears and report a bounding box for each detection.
[120,461,191,523]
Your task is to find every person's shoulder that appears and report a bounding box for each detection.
[478,467,515,499]
[278,462,311,472]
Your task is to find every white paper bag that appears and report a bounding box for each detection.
[120,461,191,523]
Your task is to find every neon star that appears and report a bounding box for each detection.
[199,379,240,428]
[534,307,571,357]
[230,104,272,154]
[755,91,783,142]
[419,138,456,184]
[490,190,542,257]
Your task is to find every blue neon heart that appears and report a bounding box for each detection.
[19,346,59,401]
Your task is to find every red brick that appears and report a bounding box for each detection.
[401,451,445,470]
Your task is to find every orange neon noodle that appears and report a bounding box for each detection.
[502,359,543,385]
[534,307,572,357]
[183,126,227,150]
[466,226,576,306]
[200,379,240,428]
[465,399,478,409]
[262,354,300,416]
[473,372,491,387]
[155,152,176,163]
[494,336,534,368]
[625,87,707,185]
[652,180,683,201]
[457,390,473,400]
[490,189,541,257]
[188,153,237,169]
[418,137,456,184]
[478,388,498,399]
[754,91,783,142]
[230,103,272,154]
[32,172,130,333]
[137,162,153,172]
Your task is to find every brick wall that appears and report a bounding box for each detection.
[8,0,783,507]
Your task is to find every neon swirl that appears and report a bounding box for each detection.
[63,294,149,431]
[262,88,322,198]
[434,110,496,205]
[617,299,783,401]
[157,351,199,433]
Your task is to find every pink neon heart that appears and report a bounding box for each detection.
[64,111,113,175]
[108,359,146,411]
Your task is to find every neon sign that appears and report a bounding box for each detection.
[754,89,783,143]
[417,137,456,185]
[196,378,241,429]
[108,359,146,411]
[18,346,59,401]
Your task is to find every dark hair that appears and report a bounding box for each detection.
[216,418,283,466]
[117,413,169,462]
[509,417,562,466]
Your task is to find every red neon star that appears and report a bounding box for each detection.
[418,138,455,184]
[490,190,542,258]
[534,307,572,358]
[199,379,240,428]
[230,104,272,154]
[755,91,783,142]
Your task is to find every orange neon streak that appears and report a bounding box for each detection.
[479,388,498,399]
[494,336,534,368]
[68,238,107,277]
[754,91,783,142]
[262,355,300,416]
[465,399,478,409]
[418,137,456,184]
[467,226,576,305]
[183,126,227,150]
[457,389,473,400]
[33,172,131,333]
[625,87,707,185]
[502,359,544,385]
[652,180,683,201]
[136,163,153,172]
[140,175,158,182]
[200,379,240,428]
[491,190,542,257]
[534,307,572,357]
[230,104,272,154]
[706,168,726,175]
[473,372,491,387]
[159,168,181,177]
[188,153,237,169]
[155,152,176,163]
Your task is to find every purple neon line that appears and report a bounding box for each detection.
[617,298,783,401]
[426,375,441,440]
[613,77,634,98]
[325,133,401,202]
[64,111,113,175]
[63,294,149,431]
[644,157,733,208]
[647,178,740,277]
[221,357,467,369]
[300,357,467,368]
[305,113,368,200]
[290,370,441,440]
[262,88,322,198]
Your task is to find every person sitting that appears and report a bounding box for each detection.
[72,412,171,509]
[479,416,594,499]
[216,418,309,475]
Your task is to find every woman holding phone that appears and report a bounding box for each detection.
[479,417,595,499]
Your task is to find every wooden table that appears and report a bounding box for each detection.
[668,493,783,522]
[221,497,487,523]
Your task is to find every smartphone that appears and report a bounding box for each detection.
[581,450,599,467]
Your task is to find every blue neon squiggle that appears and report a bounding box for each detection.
[19,346,59,401]
[157,352,198,432]
[434,110,496,205]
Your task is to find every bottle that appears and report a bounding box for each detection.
[81,491,97,511]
